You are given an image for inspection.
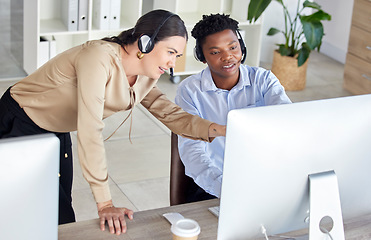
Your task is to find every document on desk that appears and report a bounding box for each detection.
[208,206,220,217]
[163,212,184,225]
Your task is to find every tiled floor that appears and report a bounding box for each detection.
[0,50,353,222]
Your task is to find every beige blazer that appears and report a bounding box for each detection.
[11,40,212,203]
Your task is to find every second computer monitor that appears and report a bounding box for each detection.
[0,134,60,240]
[218,94,371,239]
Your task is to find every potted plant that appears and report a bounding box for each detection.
[247,0,331,90]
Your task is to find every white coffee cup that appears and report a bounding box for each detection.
[171,218,201,240]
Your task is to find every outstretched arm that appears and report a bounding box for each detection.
[141,86,224,142]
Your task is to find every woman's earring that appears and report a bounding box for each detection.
[137,51,144,59]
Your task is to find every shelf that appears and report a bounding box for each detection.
[90,20,132,32]
[23,0,262,76]
[40,19,89,36]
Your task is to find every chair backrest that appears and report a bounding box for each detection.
[170,132,192,206]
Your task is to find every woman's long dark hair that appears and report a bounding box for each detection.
[102,9,188,52]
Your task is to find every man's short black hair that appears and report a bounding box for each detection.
[191,13,240,46]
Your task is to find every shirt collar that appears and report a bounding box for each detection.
[200,66,252,92]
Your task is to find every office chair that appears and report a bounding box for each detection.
[170,132,193,206]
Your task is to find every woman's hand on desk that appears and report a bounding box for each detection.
[97,200,134,235]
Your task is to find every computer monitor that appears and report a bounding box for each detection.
[0,134,60,240]
[217,94,371,240]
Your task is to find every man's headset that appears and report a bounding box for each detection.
[137,12,176,54]
[194,29,247,64]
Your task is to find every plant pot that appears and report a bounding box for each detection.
[271,50,309,91]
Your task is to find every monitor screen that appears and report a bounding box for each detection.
[217,94,371,239]
[0,134,60,240]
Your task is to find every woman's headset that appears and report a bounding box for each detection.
[194,29,247,64]
[137,12,176,54]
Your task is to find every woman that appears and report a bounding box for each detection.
[0,10,225,235]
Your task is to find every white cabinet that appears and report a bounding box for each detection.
[23,0,262,78]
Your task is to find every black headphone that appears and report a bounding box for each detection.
[194,29,247,64]
[137,12,176,54]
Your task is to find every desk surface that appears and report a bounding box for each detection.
[59,199,219,240]
[59,199,371,240]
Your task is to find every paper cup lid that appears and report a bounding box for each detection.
[171,218,201,237]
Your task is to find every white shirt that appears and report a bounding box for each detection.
[175,65,292,197]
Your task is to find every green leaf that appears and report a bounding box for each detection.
[303,0,321,10]
[301,10,332,22]
[297,43,311,67]
[302,20,324,49]
[316,41,322,52]
[278,44,292,56]
[247,0,272,23]
[267,28,281,36]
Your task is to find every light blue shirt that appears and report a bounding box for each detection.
[175,65,292,197]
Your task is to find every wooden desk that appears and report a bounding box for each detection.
[59,199,371,239]
[59,199,219,240]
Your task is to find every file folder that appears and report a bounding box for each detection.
[38,37,50,68]
[109,0,121,30]
[93,0,110,30]
[78,0,89,31]
[43,36,57,60]
[62,0,78,31]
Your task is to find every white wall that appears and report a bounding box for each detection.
[316,0,354,64]
[259,0,354,64]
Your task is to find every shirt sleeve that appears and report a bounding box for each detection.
[140,85,213,142]
[175,84,222,197]
[74,46,112,203]
[262,70,292,105]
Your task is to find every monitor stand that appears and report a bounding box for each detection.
[308,170,345,240]
[273,171,345,240]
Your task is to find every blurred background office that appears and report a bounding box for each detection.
[0,0,355,221]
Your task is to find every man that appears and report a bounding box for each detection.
[175,13,291,202]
